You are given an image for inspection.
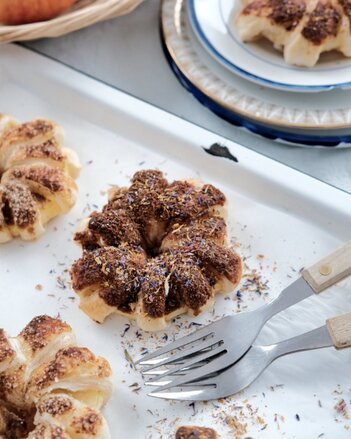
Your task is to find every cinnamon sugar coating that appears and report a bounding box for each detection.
[302,1,341,44]
[19,316,71,353]
[0,181,38,228]
[6,166,64,193]
[14,140,65,164]
[71,245,146,309]
[242,0,306,31]
[0,115,79,243]
[1,119,55,146]
[0,330,14,365]
[0,316,112,438]
[70,409,102,435]
[37,395,73,417]
[176,426,218,439]
[270,0,306,30]
[72,170,242,330]
[29,347,111,394]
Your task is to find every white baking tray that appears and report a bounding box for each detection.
[0,44,350,438]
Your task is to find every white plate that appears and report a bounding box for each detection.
[189,0,351,92]
[1,44,351,438]
[162,0,351,145]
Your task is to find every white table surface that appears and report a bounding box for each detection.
[24,0,351,194]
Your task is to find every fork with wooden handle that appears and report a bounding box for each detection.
[148,311,351,400]
[136,241,351,391]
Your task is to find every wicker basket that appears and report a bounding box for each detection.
[0,0,145,43]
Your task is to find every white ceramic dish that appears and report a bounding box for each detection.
[189,0,351,92]
[162,0,351,147]
[1,44,351,438]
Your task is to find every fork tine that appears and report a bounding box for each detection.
[147,344,226,383]
[149,386,218,401]
[140,336,220,373]
[145,378,172,386]
[135,320,223,365]
[142,361,208,376]
[148,354,231,391]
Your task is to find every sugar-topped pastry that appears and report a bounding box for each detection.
[236,0,351,67]
[0,114,80,243]
[71,170,242,331]
[0,315,112,439]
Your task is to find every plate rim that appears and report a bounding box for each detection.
[165,44,351,147]
[188,0,351,92]
[161,0,351,132]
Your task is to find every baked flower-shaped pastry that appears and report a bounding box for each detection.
[236,0,351,67]
[71,170,242,331]
[0,315,112,439]
[0,114,80,243]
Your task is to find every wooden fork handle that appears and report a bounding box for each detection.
[302,241,351,293]
[327,312,351,349]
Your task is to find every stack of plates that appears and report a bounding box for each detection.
[161,0,351,147]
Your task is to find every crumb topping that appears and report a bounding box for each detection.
[88,209,143,247]
[19,316,70,353]
[1,119,55,146]
[31,347,111,392]
[0,330,14,364]
[269,0,306,30]
[302,1,341,44]
[71,409,102,435]
[37,395,73,416]
[6,165,64,193]
[21,140,64,162]
[71,245,146,307]
[242,0,306,30]
[0,316,111,439]
[0,181,38,228]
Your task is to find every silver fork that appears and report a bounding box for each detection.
[147,311,351,400]
[136,241,351,391]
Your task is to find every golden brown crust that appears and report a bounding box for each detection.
[29,347,112,393]
[0,317,112,438]
[302,1,341,44]
[5,165,65,193]
[0,330,14,365]
[175,426,218,439]
[19,316,71,354]
[243,0,306,30]
[7,140,65,169]
[1,119,56,146]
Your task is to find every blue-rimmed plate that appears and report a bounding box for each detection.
[188,0,351,92]
[161,0,351,147]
